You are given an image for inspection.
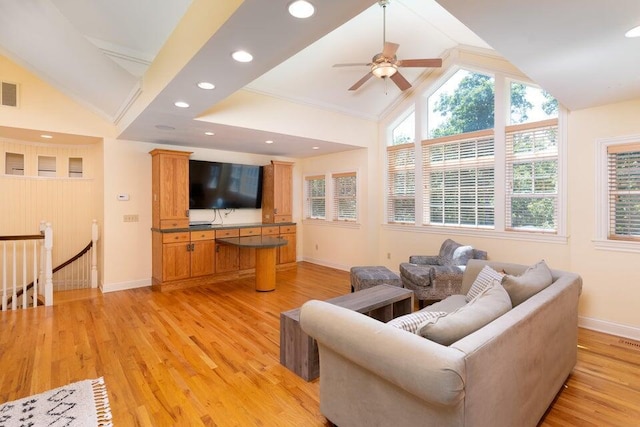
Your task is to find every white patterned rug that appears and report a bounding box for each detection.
[0,377,112,426]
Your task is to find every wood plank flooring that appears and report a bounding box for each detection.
[0,262,638,426]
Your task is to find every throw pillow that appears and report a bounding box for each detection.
[451,245,474,266]
[417,280,512,346]
[466,265,505,302]
[387,311,447,334]
[502,260,553,307]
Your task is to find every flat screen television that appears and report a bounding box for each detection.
[189,160,263,209]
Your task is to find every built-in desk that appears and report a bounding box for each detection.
[215,236,287,292]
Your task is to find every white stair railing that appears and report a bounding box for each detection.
[0,222,53,310]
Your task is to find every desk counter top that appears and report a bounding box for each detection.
[216,235,288,248]
[152,222,296,233]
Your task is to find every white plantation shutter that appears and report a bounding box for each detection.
[607,144,640,241]
[38,156,56,177]
[422,130,495,227]
[332,172,357,221]
[505,119,558,232]
[69,157,83,178]
[5,152,24,175]
[387,143,415,223]
[305,175,325,219]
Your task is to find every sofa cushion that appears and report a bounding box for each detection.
[387,310,447,334]
[466,265,505,302]
[417,280,512,345]
[502,260,553,307]
[423,294,468,313]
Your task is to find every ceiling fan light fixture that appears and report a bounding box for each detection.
[371,62,397,78]
[288,1,314,19]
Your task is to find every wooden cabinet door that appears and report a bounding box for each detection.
[278,232,297,264]
[162,242,191,281]
[191,240,215,277]
[159,154,189,223]
[215,243,239,273]
[274,162,293,218]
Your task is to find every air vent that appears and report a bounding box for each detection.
[618,338,640,351]
[1,81,18,107]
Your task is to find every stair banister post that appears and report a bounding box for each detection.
[91,220,99,288]
[39,220,45,295]
[44,223,53,306]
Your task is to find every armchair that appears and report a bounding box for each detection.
[400,239,487,307]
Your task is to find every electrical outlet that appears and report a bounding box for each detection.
[387,252,391,259]
[123,214,139,223]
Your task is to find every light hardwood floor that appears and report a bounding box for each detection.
[0,262,638,426]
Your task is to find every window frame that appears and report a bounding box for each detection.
[304,175,326,220]
[332,172,358,222]
[383,66,567,243]
[595,134,640,253]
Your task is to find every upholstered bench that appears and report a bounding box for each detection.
[350,266,402,292]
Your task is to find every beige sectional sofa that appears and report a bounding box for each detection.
[300,260,582,427]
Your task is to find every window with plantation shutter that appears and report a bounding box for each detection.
[332,172,357,221]
[5,152,24,175]
[607,144,640,241]
[304,175,325,219]
[69,157,83,178]
[505,119,558,232]
[422,130,495,227]
[38,156,56,177]
[387,143,415,223]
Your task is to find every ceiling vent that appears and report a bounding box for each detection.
[1,81,18,107]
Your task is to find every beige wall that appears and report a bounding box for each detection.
[299,148,378,270]
[567,99,640,334]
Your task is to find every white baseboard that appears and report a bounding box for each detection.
[301,256,351,272]
[579,316,640,341]
[100,278,151,293]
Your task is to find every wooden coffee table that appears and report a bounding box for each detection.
[280,284,414,381]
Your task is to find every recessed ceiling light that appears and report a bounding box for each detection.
[155,125,175,131]
[174,101,190,108]
[312,146,320,150]
[265,140,274,144]
[232,50,253,63]
[288,1,315,18]
[41,134,53,139]
[625,25,640,38]
[205,132,215,136]
[197,81,215,90]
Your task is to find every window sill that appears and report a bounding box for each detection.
[593,239,640,254]
[302,219,361,229]
[382,223,568,244]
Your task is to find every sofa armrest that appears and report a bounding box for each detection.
[409,255,440,265]
[300,300,466,407]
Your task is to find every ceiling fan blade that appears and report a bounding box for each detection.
[349,72,374,91]
[382,41,399,58]
[397,58,443,68]
[390,71,411,91]
[333,62,370,68]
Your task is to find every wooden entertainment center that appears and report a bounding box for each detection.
[150,149,296,292]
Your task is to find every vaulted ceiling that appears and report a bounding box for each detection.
[1,0,639,157]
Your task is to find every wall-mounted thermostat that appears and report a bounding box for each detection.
[117,194,130,201]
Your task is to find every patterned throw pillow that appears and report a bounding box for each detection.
[387,310,447,334]
[466,265,505,302]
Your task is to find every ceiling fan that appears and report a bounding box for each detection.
[333,0,442,92]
